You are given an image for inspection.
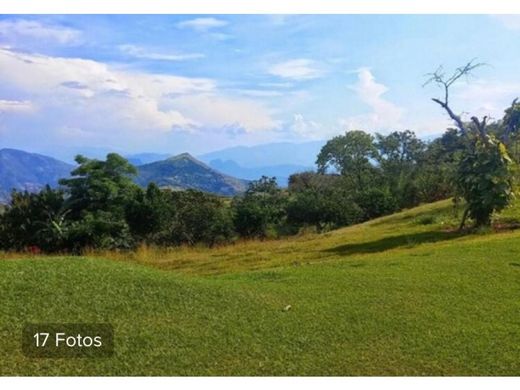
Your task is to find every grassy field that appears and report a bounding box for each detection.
[1,199,520,375]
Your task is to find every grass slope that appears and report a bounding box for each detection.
[1,200,520,375]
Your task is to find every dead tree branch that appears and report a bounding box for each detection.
[424,59,486,136]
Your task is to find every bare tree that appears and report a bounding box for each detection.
[424,59,486,138]
[425,60,516,231]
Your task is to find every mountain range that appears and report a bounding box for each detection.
[198,141,324,168]
[125,141,323,185]
[0,148,249,203]
[0,141,328,203]
[206,159,312,186]
[0,149,74,203]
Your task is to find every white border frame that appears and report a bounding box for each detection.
[0,0,519,14]
[1,0,520,388]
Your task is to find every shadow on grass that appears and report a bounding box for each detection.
[325,230,465,256]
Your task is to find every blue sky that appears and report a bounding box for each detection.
[1,14,520,159]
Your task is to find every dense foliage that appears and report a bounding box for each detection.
[456,133,514,227]
[0,99,518,252]
[424,62,517,227]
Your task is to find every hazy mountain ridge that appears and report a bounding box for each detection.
[126,152,172,166]
[198,141,325,168]
[207,159,313,186]
[0,142,333,201]
[0,149,250,202]
[0,148,74,203]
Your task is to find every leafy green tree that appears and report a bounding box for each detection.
[426,61,516,228]
[0,186,68,252]
[66,210,134,251]
[502,99,520,141]
[375,130,426,207]
[170,190,234,246]
[316,130,378,187]
[125,183,177,242]
[415,128,465,203]
[376,130,425,166]
[59,153,140,250]
[501,99,520,161]
[287,186,362,232]
[288,171,343,193]
[355,188,398,220]
[456,134,514,227]
[60,153,138,218]
[232,176,287,238]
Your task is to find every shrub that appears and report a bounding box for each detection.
[355,188,398,220]
[232,176,287,238]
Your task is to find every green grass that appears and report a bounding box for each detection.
[1,199,520,375]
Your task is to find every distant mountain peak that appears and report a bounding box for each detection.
[168,152,198,161]
[135,153,247,196]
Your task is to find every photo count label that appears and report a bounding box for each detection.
[22,323,114,358]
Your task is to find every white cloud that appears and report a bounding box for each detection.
[233,89,283,98]
[341,68,404,131]
[118,44,205,61]
[0,19,81,44]
[289,114,324,139]
[0,47,278,147]
[268,59,322,80]
[260,82,293,89]
[176,17,228,32]
[0,99,34,112]
[167,93,279,133]
[453,79,520,120]
[492,15,520,31]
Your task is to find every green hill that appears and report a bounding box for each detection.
[1,199,520,375]
[135,153,248,196]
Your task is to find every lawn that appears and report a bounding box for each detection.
[1,199,520,375]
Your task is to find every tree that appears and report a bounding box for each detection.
[415,128,465,202]
[232,176,287,238]
[355,188,397,220]
[316,130,378,188]
[456,136,514,227]
[375,130,426,207]
[60,153,138,218]
[0,186,68,252]
[125,183,177,242]
[376,130,425,165]
[169,190,234,247]
[501,99,520,161]
[59,153,140,250]
[425,60,516,228]
[288,171,343,193]
[287,186,362,232]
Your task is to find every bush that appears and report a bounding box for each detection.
[65,211,135,252]
[287,187,362,232]
[232,176,287,238]
[456,135,515,227]
[416,215,436,225]
[355,188,398,220]
[125,183,177,242]
[0,186,68,252]
[169,190,234,247]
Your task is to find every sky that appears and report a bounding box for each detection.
[1,14,520,160]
